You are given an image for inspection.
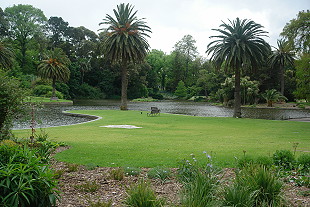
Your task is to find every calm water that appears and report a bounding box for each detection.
[13,100,310,129]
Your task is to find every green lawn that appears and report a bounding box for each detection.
[13,110,310,168]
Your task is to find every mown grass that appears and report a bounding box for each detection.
[13,110,310,168]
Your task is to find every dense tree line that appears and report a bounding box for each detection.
[0,4,309,106]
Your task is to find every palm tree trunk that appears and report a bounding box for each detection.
[120,63,128,110]
[234,67,242,118]
[51,78,58,100]
[280,64,285,95]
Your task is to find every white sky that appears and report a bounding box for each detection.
[1,0,309,57]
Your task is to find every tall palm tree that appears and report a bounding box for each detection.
[0,41,14,69]
[99,3,151,110]
[206,18,270,118]
[269,39,295,95]
[38,48,71,100]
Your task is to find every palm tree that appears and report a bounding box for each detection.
[206,18,270,118]
[262,89,287,107]
[0,41,14,69]
[99,3,151,110]
[38,48,71,100]
[269,39,295,95]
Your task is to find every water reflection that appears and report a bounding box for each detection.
[13,100,310,129]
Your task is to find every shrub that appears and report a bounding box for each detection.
[236,156,255,169]
[273,150,295,169]
[124,180,165,207]
[255,156,273,168]
[33,84,53,96]
[147,167,171,181]
[297,154,310,172]
[0,146,59,207]
[150,93,164,100]
[46,91,64,99]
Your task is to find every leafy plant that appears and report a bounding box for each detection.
[297,153,310,172]
[273,150,295,169]
[110,168,124,181]
[124,179,165,207]
[0,146,59,207]
[262,89,287,107]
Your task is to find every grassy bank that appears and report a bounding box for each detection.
[13,110,310,168]
[24,96,73,104]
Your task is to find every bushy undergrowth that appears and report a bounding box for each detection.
[0,141,59,207]
[147,167,171,181]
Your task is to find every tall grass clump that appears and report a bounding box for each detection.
[228,164,285,206]
[178,152,221,206]
[124,179,165,207]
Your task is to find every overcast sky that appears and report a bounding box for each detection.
[1,0,309,56]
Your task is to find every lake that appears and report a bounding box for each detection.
[13,99,310,129]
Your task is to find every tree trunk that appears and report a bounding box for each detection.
[280,64,285,95]
[233,67,242,118]
[120,63,128,110]
[50,78,58,100]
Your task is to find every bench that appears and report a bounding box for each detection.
[147,107,160,116]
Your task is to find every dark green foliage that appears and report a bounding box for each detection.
[0,144,59,207]
[174,80,187,98]
[237,156,255,168]
[0,71,25,140]
[149,93,164,100]
[273,150,295,169]
[124,180,165,207]
[33,84,53,96]
[74,83,103,99]
[297,154,310,172]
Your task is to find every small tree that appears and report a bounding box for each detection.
[262,89,287,107]
[0,70,25,140]
[175,80,187,98]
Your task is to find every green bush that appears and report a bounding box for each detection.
[46,91,64,99]
[236,156,255,169]
[273,150,295,169]
[33,84,53,96]
[0,146,59,207]
[255,156,273,168]
[150,93,164,100]
[124,180,165,207]
[297,154,310,172]
[76,83,103,99]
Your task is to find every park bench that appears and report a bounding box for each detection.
[147,107,160,116]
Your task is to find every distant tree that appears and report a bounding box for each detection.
[0,41,14,69]
[0,7,9,38]
[281,10,310,54]
[47,16,69,47]
[262,89,287,107]
[175,80,187,98]
[99,3,151,110]
[38,48,71,100]
[206,18,270,117]
[174,34,198,83]
[294,54,310,102]
[269,39,295,95]
[5,4,47,72]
